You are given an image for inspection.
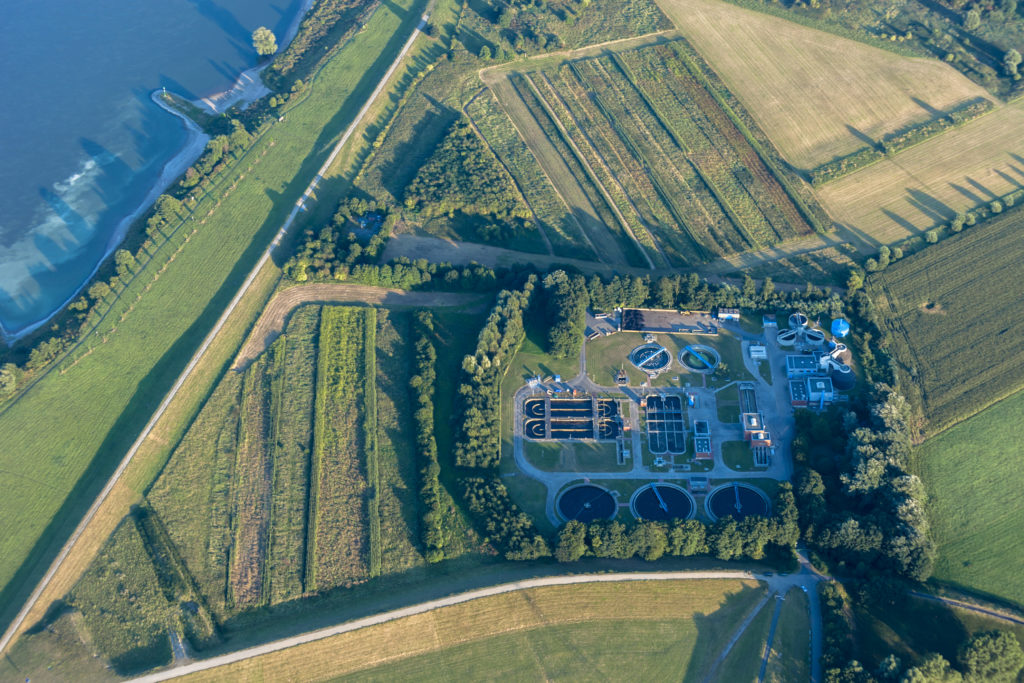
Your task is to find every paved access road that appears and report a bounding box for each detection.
[132,567,825,683]
[0,9,432,659]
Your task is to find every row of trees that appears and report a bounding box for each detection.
[793,385,935,582]
[454,280,535,468]
[410,312,446,563]
[584,271,843,319]
[555,483,799,563]
[180,122,252,189]
[542,270,589,359]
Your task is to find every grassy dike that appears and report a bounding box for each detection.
[0,0,430,635]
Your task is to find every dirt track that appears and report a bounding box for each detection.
[234,284,487,368]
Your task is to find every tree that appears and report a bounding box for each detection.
[958,631,1024,681]
[1004,48,1021,77]
[555,521,587,562]
[0,363,17,396]
[88,281,111,302]
[965,9,982,30]
[925,229,939,244]
[478,45,491,60]
[252,27,278,56]
[902,653,961,682]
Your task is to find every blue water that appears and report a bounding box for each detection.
[0,0,307,338]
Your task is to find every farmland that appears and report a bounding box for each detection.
[866,209,1024,433]
[656,0,995,171]
[913,390,1024,609]
[815,101,1024,244]
[484,39,821,269]
[0,0,429,634]
[180,580,767,682]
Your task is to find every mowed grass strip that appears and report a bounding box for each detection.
[147,373,243,615]
[373,311,424,574]
[914,389,1024,609]
[764,588,810,683]
[182,580,766,682]
[711,596,773,683]
[815,101,1024,244]
[866,211,1024,433]
[655,0,993,170]
[0,0,427,625]
[267,306,320,604]
[228,351,277,608]
[307,307,372,591]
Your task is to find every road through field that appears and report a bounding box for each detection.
[0,8,431,658]
[234,284,487,368]
[131,569,824,683]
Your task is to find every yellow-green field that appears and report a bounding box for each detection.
[180,580,766,682]
[656,0,993,170]
[765,589,810,683]
[816,101,1024,243]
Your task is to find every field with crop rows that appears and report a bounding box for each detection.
[307,306,375,589]
[0,0,428,632]
[867,209,1024,433]
[656,0,994,170]
[45,302,437,669]
[465,90,597,261]
[490,41,816,268]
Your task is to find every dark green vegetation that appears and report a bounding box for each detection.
[501,40,824,267]
[403,118,539,248]
[541,270,588,359]
[792,388,935,582]
[866,203,1024,434]
[734,0,1024,98]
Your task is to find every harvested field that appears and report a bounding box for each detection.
[235,284,487,368]
[306,306,374,590]
[183,579,766,682]
[867,208,1024,433]
[816,101,1024,244]
[487,39,819,267]
[657,0,994,170]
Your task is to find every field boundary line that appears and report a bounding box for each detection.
[130,571,759,682]
[0,10,429,657]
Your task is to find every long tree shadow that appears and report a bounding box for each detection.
[0,0,432,638]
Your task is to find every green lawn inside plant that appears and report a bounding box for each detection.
[722,440,755,471]
[914,388,1024,609]
[523,440,627,473]
[0,0,429,630]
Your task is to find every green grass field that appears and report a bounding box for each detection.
[913,389,1024,609]
[867,210,1024,434]
[524,440,628,473]
[711,595,772,683]
[178,580,768,682]
[765,589,810,683]
[722,441,755,471]
[0,0,429,632]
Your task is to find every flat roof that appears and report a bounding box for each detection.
[787,354,819,370]
[694,436,712,453]
[741,412,763,430]
[789,380,808,401]
[808,377,834,393]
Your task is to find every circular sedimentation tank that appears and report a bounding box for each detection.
[630,344,671,373]
[789,312,809,329]
[557,485,617,523]
[678,344,720,373]
[805,329,825,346]
[777,328,798,346]
[630,483,695,521]
[706,483,771,521]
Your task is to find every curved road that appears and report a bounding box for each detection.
[131,568,824,683]
[0,9,431,658]
[234,284,486,368]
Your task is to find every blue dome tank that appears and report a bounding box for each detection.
[831,318,851,338]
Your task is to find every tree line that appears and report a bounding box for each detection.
[409,312,446,563]
[555,483,799,563]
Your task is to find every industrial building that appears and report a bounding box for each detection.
[786,354,819,378]
[716,308,740,321]
[790,376,836,408]
[749,344,767,360]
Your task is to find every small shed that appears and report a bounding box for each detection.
[716,308,740,321]
[749,344,767,360]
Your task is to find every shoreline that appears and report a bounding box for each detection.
[0,0,315,344]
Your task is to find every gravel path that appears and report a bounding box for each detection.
[234,284,486,369]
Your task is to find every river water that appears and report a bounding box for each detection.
[0,0,309,339]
